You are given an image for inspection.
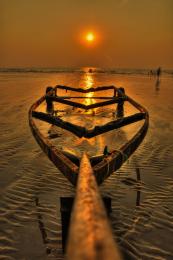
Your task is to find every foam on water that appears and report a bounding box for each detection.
[0,69,173,259]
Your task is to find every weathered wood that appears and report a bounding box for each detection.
[45,86,55,113]
[61,96,115,99]
[32,110,145,139]
[60,197,112,252]
[93,112,149,184]
[66,153,122,260]
[55,85,116,93]
[117,87,125,117]
[62,151,104,167]
[29,104,79,185]
[127,95,147,113]
[85,112,145,138]
[29,85,149,186]
[49,97,87,109]
[86,97,125,110]
[32,111,86,138]
[48,95,126,110]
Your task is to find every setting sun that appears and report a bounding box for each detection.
[86,32,95,43]
[79,29,100,47]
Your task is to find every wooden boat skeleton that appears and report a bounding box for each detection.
[29,85,149,185]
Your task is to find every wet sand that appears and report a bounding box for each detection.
[0,70,173,259]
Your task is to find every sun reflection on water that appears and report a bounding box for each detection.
[81,72,96,113]
[76,72,94,147]
[84,73,94,89]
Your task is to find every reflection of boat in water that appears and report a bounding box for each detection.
[29,85,149,186]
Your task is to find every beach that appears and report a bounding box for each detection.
[0,69,173,259]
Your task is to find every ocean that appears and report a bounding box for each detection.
[0,68,173,259]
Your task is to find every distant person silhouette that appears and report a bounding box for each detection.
[156,67,161,78]
[148,70,153,77]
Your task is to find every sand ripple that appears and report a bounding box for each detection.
[0,72,173,259]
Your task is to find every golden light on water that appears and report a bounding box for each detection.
[83,73,95,112]
[85,74,94,89]
[85,92,94,106]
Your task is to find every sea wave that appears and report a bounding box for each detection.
[0,67,172,76]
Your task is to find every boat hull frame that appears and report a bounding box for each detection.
[29,85,149,186]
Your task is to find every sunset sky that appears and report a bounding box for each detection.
[0,0,173,68]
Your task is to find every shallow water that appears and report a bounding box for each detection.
[0,70,173,259]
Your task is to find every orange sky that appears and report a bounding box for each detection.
[0,0,173,68]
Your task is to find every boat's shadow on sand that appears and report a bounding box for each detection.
[34,167,142,256]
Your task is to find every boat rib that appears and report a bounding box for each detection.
[29,85,149,185]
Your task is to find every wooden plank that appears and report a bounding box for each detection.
[32,111,145,139]
[85,112,146,138]
[29,85,149,187]
[55,85,116,93]
[86,98,124,110]
[48,96,87,109]
[66,153,122,260]
[117,87,125,117]
[61,96,115,99]
[48,96,126,109]
[29,110,79,185]
[32,111,86,138]
[93,112,149,184]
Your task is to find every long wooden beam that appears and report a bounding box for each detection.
[47,96,126,110]
[32,111,145,138]
[61,96,115,99]
[29,85,149,186]
[55,85,116,93]
[29,111,79,185]
[66,153,122,260]
[32,111,86,137]
[93,112,149,184]
[86,112,145,138]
